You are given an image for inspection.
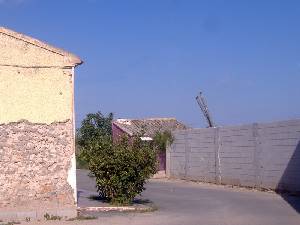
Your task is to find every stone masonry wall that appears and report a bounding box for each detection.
[0,27,80,220]
[0,120,76,219]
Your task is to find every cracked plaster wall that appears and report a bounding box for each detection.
[0,30,77,219]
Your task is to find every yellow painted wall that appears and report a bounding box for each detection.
[0,67,73,124]
[0,33,66,67]
[0,30,76,124]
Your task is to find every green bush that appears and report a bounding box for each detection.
[76,111,113,169]
[152,130,174,152]
[81,135,157,205]
[76,153,89,169]
[76,111,113,148]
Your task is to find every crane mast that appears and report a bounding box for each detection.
[196,92,215,128]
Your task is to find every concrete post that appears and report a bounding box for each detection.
[184,133,191,178]
[166,144,171,178]
[253,123,262,188]
[214,127,221,184]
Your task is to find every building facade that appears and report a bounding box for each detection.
[112,118,187,172]
[0,27,82,220]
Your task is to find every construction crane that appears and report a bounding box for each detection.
[196,92,215,128]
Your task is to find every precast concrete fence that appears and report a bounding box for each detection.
[166,119,300,192]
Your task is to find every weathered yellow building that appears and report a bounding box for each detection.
[0,27,82,220]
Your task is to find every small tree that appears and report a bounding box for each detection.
[76,111,113,146]
[84,135,157,205]
[76,111,113,168]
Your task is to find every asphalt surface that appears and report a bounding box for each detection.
[73,169,300,225]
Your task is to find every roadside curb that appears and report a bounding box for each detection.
[78,204,157,213]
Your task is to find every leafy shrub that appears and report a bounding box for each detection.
[77,111,158,205]
[75,152,89,169]
[76,112,113,168]
[152,130,174,152]
[76,111,113,147]
[81,135,157,205]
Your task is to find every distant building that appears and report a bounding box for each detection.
[0,27,82,220]
[112,118,187,171]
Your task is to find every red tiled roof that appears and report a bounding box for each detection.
[112,118,188,137]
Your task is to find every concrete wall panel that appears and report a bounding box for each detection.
[169,119,300,192]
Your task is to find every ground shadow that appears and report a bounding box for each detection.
[132,198,152,204]
[87,194,152,206]
[87,194,110,203]
[77,190,83,201]
[277,141,300,213]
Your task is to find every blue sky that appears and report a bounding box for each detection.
[1,0,300,127]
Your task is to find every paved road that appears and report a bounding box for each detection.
[74,169,300,225]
